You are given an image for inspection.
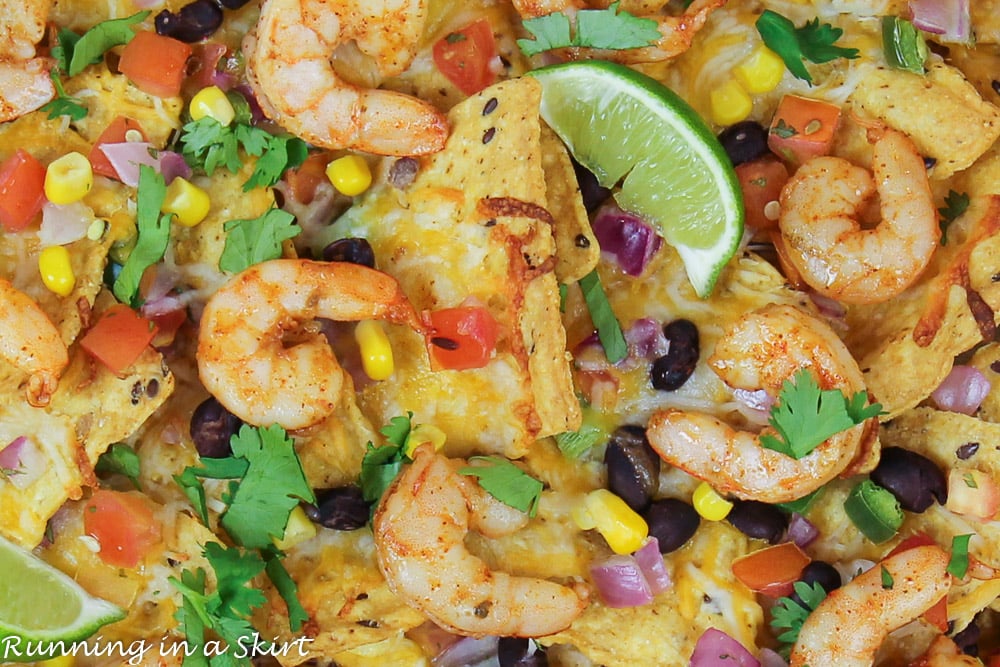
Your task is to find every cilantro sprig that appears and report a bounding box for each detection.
[40,70,87,121]
[459,456,544,517]
[94,443,142,490]
[938,189,969,244]
[756,10,859,84]
[947,533,973,578]
[517,2,660,57]
[760,369,882,460]
[770,580,827,651]
[579,269,627,364]
[66,11,149,77]
[113,165,171,307]
[359,413,416,506]
[219,208,300,274]
[554,424,604,459]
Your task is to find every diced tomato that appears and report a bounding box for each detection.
[80,304,159,375]
[0,149,47,232]
[767,95,841,165]
[118,31,192,98]
[83,489,161,568]
[731,541,811,598]
[284,151,333,205]
[89,116,148,180]
[432,19,498,96]
[945,468,1000,519]
[735,157,788,232]
[887,532,937,557]
[426,305,499,371]
[148,307,187,348]
[576,369,620,412]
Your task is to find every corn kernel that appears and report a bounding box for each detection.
[692,482,733,521]
[583,489,648,554]
[38,245,75,297]
[189,85,236,126]
[326,155,372,196]
[38,656,75,667]
[403,423,447,458]
[44,152,93,205]
[354,319,394,380]
[162,177,211,227]
[273,505,317,551]
[734,45,786,94]
[710,80,753,127]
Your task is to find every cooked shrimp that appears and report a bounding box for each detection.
[373,446,588,637]
[778,128,938,304]
[197,259,425,430]
[0,278,68,407]
[790,545,952,667]
[909,634,982,667]
[646,304,875,503]
[243,0,449,156]
[511,0,726,63]
[0,0,55,121]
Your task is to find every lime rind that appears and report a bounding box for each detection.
[0,535,124,661]
[529,60,745,297]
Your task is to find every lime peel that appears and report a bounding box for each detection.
[528,60,744,297]
[0,535,124,662]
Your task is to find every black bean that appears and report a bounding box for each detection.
[650,319,699,391]
[726,499,788,544]
[604,425,660,512]
[717,120,769,166]
[953,620,980,656]
[305,485,370,530]
[956,442,980,460]
[322,237,376,267]
[219,0,251,7]
[642,497,699,554]
[189,396,241,458]
[869,446,948,513]
[571,158,611,213]
[790,560,841,608]
[498,637,548,667]
[155,0,224,43]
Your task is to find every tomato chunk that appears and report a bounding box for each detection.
[80,304,159,375]
[735,157,788,232]
[432,19,498,96]
[426,305,499,370]
[83,489,161,568]
[89,116,148,180]
[731,541,810,598]
[0,149,47,232]
[119,31,192,98]
[767,95,841,165]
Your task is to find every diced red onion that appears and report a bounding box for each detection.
[0,437,45,490]
[624,318,669,360]
[159,151,192,185]
[633,537,672,594]
[731,387,774,427]
[591,554,653,608]
[431,636,498,667]
[808,291,846,320]
[233,84,266,124]
[131,0,164,8]
[758,648,789,667]
[100,142,161,187]
[910,0,971,42]
[931,365,991,415]
[784,512,819,549]
[690,628,760,667]
[591,204,662,276]
[39,201,92,246]
[573,334,610,372]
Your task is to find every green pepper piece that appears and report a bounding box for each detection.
[844,479,903,543]
[882,16,927,74]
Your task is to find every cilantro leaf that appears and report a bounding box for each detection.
[40,70,87,121]
[263,549,309,632]
[756,10,859,84]
[220,424,315,549]
[242,135,308,192]
[880,564,894,589]
[180,117,243,175]
[51,28,81,74]
[760,368,882,459]
[359,413,414,505]
[578,269,627,364]
[381,412,414,447]
[68,11,149,77]
[94,442,141,490]
[518,2,660,57]
[948,533,972,578]
[459,456,543,517]
[113,165,171,307]
[554,424,604,459]
[770,580,826,647]
[938,189,969,245]
[219,208,300,274]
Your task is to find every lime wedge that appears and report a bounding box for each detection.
[0,535,124,662]
[528,60,744,297]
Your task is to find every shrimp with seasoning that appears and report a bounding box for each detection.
[790,545,952,667]
[373,446,589,637]
[0,277,68,407]
[243,0,449,156]
[646,304,876,503]
[511,0,727,63]
[778,128,939,304]
[0,0,55,122]
[197,259,425,431]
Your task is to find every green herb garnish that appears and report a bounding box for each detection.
[40,70,87,121]
[947,533,972,578]
[755,10,859,84]
[554,424,604,459]
[68,11,149,77]
[578,269,627,364]
[938,189,969,244]
[517,2,660,57]
[113,165,171,307]
[459,456,544,517]
[771,580,826,648]
[218,208,301,273]
[882,16,928,74]
[359,413,415,505]
[94,443,141,490]
[880,564,894,589]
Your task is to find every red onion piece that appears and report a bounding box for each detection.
[633,537,672,594]
[690,628,760,667]
[39,201,92,246]
[931,365,991,415]
[0,437,45,490]
[432,636,498,667]
[131,0,164,8]
[910,0,971,42]
[99,142,161,187]
[591,554,653,608]
[758,648,789,667]
[624,318,669,360]
[731,387,774,427]
[159,151,192,184]
[784,512,819,549]
[591,204,662,276]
